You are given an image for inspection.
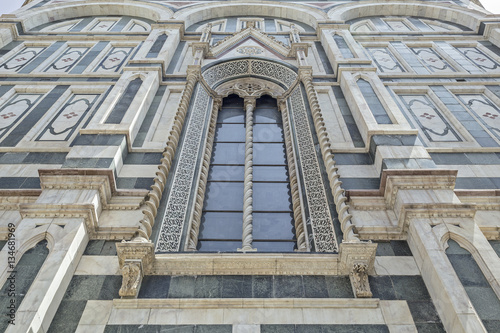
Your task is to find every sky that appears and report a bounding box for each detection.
[0,0,499,17]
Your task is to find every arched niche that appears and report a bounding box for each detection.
[328,1,488,32]
[11,0,173,32]
[174,1,327,31]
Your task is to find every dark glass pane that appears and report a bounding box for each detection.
[199,212,243,239]
[253,213,294,240]
[253,143,287,165]
[254,108,281,124]
[211,142,245,164]
[198,241,241,252]
[253,182,293,211]
[253,123,284,142]
[214,123,245,142]
[218,108,245,123]
[223,94,244,107]
[253,241,295,252]
[254,166,289,182]
[203,182,244,211]
[256,95,278,108]
[208,165,245,181]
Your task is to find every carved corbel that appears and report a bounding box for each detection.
[116,239,155,298]
[119,259,143,298]
[339,241,377,298]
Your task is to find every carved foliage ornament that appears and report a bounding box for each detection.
[202,58,297,89]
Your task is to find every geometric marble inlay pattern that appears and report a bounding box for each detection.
[367,48,406,73]
[0,47,46,72]
[455,47,500,73]
[36,94,100,141]
[44,47,90,73]
[457,94,500,141]
[400,95,462,142]
[89,20,117,32]
[94,47,134,73]
[0,93,43,139]
[411,47,455,73]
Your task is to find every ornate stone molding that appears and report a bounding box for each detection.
[202,58,298,90]
[186,98,222,251]
[299,68,359,242]
[155,84,212,252]
[279,99,308,252]
[134,65,201,241]
[215,78,285,99]
[339,241,377,298]
[288,85,338,252]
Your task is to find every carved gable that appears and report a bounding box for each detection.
[209,27,292,58]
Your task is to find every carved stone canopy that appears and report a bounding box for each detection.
[215,77,286,99]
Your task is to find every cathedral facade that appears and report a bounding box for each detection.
[0,0,499,332]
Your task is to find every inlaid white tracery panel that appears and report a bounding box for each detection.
[457,94,500,141]
[399,94,462,142]
[0,94,43,140]
[0,47,46,73]
[454,47,500,73]
[365,47,406,73]
[36,94,100,141]
[44,47,90,73]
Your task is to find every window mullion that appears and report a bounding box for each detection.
[240,97,257,252]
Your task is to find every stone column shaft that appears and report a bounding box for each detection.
[186,98,222,251]
[240,98,256,252]
[279,100,308,251]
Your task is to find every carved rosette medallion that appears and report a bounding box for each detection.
[236,46,264,55]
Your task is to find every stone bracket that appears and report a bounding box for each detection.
[339,241,377,298]
[119,259,143,299]
[116,240,155,298]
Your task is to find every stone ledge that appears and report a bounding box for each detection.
[113,297,380,309]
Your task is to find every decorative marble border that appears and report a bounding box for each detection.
[155,84,212,252]
[288,85,338,253]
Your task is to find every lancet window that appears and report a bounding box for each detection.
[198,94,295,252]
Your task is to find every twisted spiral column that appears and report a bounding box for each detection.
[240,98,256,252]
[133,66,200,241]
[279,100,308,251]
[186,98,222,251]
[300,69,359,242]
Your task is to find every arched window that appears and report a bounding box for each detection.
[198,94,295,252]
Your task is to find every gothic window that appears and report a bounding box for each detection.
[198,94,295,252]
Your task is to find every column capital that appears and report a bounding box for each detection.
[244,97,257,110]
